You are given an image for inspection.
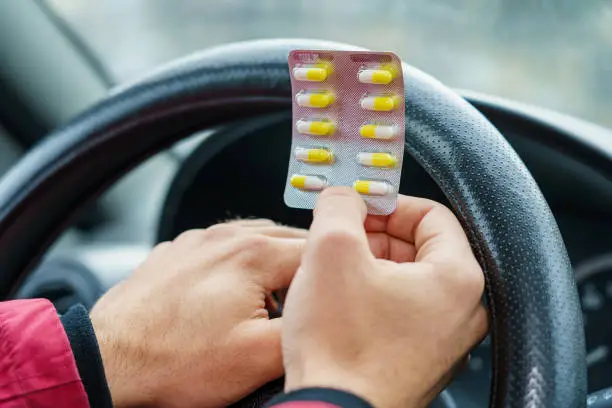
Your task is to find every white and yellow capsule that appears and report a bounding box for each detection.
[357,152,398,168]
[353,180,393,196]
[292,64,329,82]
[360,94,400,111]
[296,90,335,108]
[290,174,327,191]
[296,119,335,136]
[358,68,394,85]
[359,123,398,140]
[295,147,334,164]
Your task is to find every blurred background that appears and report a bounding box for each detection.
[46,0,612,127]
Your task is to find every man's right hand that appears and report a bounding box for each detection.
[282,187,488,408]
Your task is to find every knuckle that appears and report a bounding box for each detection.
[174,229,206,243]
[474,307,490,338]
[460,263,486,296]
[236,234,271,258]
[152,241,171,252]
[436,260,485,301]
[464,306,490,347]
[146,242,172,261]
[431,201,454,216]
[205,223,241,239]
[232,234,272,269]
[232,218,275,226]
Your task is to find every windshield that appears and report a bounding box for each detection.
[47,0,612,128]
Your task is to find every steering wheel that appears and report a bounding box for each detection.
[0,39,587,407]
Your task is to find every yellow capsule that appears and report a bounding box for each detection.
[296,91,334,108]
[290,174,327,191]
[293,66,328,82]
[360,94,399,111]
[357,152,398,168]
[358,69,393,85]
[295,147,334,164]
[360,124,398,140]
[296,119,335,136]
[353,180,393,196]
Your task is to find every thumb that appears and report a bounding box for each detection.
[305,187,371,267]
[249,318,284,381]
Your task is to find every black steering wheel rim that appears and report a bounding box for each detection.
[0,39,585,407]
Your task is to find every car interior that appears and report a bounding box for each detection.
[1,1,611,407]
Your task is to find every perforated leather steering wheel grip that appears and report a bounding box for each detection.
[0,39,586,407]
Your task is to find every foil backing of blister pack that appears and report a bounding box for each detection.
[284,50,405,215]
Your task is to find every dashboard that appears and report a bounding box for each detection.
[17,91,612,406]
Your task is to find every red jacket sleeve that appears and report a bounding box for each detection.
[0,299,89,408]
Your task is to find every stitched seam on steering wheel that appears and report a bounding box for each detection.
[404,142,499,406]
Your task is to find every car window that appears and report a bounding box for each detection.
[45,0,612,128]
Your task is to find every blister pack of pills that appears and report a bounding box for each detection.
[284,50,405,215]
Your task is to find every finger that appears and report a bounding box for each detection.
[307,187,371,265]
[148,241,172,257]
[226,219,276,227]
[429,355,472,401]
[235,319,284,387]
[172,228,208,245]
[367,232,416,262]
[174,223,306,253]
[363,195,446,242]
[365,195,473,263]
[311,187,368,242]
[363,214,389,233]
[457,353,471,372]
[173,225,243,249]
[255,226,308,239]
[253,237,305,290]
[469,304,490,344]
[226,219,308,239]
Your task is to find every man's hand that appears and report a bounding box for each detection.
[90,220,305,408]
[282,187,488,408]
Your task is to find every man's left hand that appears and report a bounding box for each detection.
[90,220,305,408]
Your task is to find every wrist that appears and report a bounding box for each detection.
[91,314,155,408]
